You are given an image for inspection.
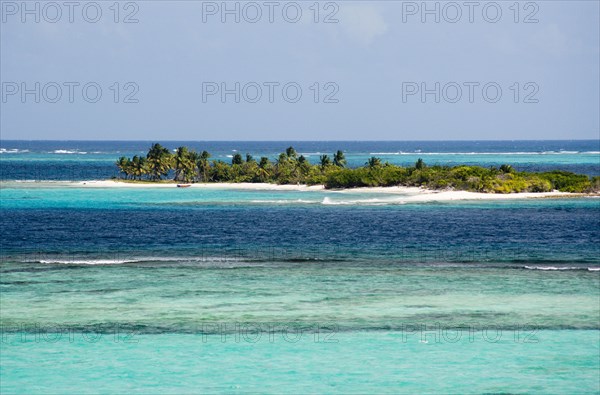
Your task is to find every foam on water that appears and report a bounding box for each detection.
[366,151,600,155]
[321,196,407,206]
[250,199,318,204]
[523,265,600,271]
[33,256,249,265]
[53,150,80,154]
[0,149,29,154]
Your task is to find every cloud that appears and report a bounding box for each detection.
[339,5,388,46]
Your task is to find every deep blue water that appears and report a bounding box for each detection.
[2,197,599,265]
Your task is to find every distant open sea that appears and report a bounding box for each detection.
[1,140,599,180]
[1,140,599,394]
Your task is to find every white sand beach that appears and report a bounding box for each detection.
[74,180,326,191]
[48,180,584,201]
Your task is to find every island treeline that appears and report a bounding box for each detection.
[115,144,600,193]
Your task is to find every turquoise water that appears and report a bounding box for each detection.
[3,181,600,209]
[2,185,599,393]
[2,261,599,331]
[2,331,599,394]
[1,141,600,393]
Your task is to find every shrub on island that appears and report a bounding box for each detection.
[115,144,599,193]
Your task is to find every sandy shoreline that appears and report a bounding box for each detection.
[2,180,593,201]
[78,180,327,191]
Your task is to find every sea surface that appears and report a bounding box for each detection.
[1,141,599,394]
[1,140,599,180]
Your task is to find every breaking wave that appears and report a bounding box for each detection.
[368,151,597,156]
[53,150,87,154]
[32,256,249,265]
[0,148,29,154]
[523,265,600,272]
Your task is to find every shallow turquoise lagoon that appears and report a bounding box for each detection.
[1,330,599,394]
[1,182,599,210]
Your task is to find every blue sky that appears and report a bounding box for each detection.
[1,0,599,140]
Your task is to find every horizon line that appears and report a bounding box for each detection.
[2,139,599,142]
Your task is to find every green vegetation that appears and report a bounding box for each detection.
[115,144,599,193]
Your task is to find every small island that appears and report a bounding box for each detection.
[114,143,600,193]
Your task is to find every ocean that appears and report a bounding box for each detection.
[1,140,599,394]
[1,140,599,180]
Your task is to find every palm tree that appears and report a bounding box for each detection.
[197,151,211,182]
[415,158,425,170]
[319,154,331,170]
[174,146,196,182]
[130,155,147,180]
[333,150,346,167]
[367,157,381,168]
[116,156,130,179]
[146,143,172,181]
[277,152,288,165]
[189,150,201,181]
[257,157,271,182]
[211,160,231,181]
[232,153,243,165]
[296,155,310,178]
[246,154,255,163]
[285,146,297,159]
[259,157,270,168]
[275,152,292,182]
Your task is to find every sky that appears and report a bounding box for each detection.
[1,0,599,140]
